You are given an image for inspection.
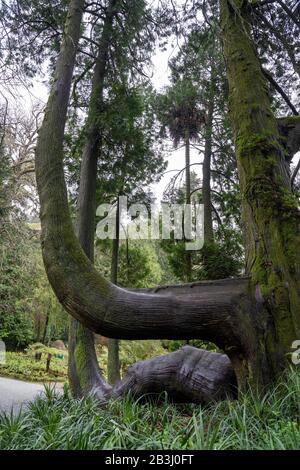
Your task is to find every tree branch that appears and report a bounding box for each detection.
[262,68,299,116]
[291,157,300,186]
[255,11,300,79]
[277,0,300,29]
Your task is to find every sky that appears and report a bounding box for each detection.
[150,46,203,203]
[7,28,203,208]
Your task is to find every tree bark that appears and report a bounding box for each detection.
[114,346,237,403]
[69,345,237,405]
[68,0,118,398]
[35,0,300,398]
[108,198,121,384]
[220,0,300,385]
[202,94,214,244]
[184,128,192,281]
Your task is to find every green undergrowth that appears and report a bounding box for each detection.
[0,351,67,382]
[0,340,166,383]
[0,367,299,450]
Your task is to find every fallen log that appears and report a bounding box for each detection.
[109,346,237,404]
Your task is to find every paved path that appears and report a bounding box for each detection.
[0,376,52,414]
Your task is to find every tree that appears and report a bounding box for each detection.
[35,0,300,400]
[158,79,205,280]
[95,83,165,384]
[68,0,119,399]
[219,0,300,386]
[67,0,165,395]
[161,26,243,283]
[168,29,218,244]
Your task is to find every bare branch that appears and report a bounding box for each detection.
[262,68,299,116]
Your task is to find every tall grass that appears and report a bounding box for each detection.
[0,367,299,450]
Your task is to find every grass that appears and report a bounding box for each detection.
[0,351,68,382]
[0,367,299,450]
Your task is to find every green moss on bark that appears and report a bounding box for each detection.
[221,0,300,385]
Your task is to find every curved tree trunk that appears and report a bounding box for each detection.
[71,345,237,405]
[68,0,118,398]
[35,0,300,399]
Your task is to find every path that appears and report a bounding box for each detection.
[0,376,58,414]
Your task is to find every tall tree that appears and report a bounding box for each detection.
[107,197,120,384]
[68,2,165,394]
[158,79,205,280]
[164,26,241,278]
[97,84,165,384]
[68,0,119,400]
[220,0,300,386]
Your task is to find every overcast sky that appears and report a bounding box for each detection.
[9,29,202,207]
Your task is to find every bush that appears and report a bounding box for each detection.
[0,351,67,382]
[163,339,217,353]
[97,340,167,379]
[0,340,165,383]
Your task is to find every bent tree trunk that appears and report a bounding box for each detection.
[35,0,300,400]
[114,346,237,403]
[68,0,118,399]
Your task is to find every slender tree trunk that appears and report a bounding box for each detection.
[108,198,121,384]
[35,316,42,343]
[42,305,51,344]
[126,237,129,280]
[68,0,117,398]
[46,353,52,373]
[185,130,191,208]
[184,128,192,281]
[202,94,214,244]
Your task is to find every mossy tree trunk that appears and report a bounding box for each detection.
[67,0,117,399]
[220,0,300,387]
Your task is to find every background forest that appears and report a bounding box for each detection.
[0,0,246,372]
[0,0,300,451]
